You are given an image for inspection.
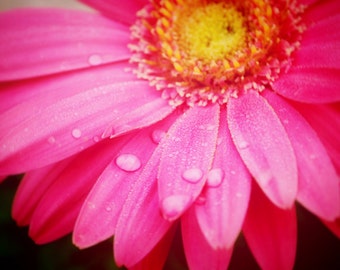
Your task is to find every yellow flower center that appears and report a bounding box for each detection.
[130,0,304,106]
[174,3,246,62]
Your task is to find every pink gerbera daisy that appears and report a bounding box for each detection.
[0,0,339,269]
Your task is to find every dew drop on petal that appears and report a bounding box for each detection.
[115,154,141,172]
[162,195,191,221]
[236,192,243,198]
[72,128,82,139]
[238,141,249,149]
[105,206,112,212]
[87,202,96,209]
[151,129,166,144]
[88,54,102,66]
[182,168,203,183]
[47,136,56,144]
[207,168,224,187]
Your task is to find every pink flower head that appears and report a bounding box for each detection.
[0,0,339,269]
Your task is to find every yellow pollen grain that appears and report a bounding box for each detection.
[164,0,174,11]
[159,7,171,18]
[173,62,184,72]
[173,3,247,62]
[161,17,170,28]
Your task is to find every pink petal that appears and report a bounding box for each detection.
[298,0,318,6]
[264,91,340,221]
[0,62,133,113]
[272,13,340,103]
[0,64,173,174]
[12,160,71,226]
[243,183,297,270]
[114,147,172,268]
[227,91,298,208]
[0,175,7,183]
[323,218,340,238]
[181,207,233,270]
[129,227,176,270]
[0,9,130,81]
[292,40,340,69]
[158,105,220,221]
[73,128,157,248]
[194,109,251,249]
[80,0,146,25]
[74,114,176,249]
[27,136,132,244]
[303,5,340,30]
[272,67,340,103]
[294,102,340,174]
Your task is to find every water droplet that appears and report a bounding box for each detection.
[47,136,56,144]
[105,206,112,212]
[93,136,100,142]
[207,168,224,187]
[238,141,249,149]
[87,202,96,209]
[182,168,203,183]
[151,129,166,144]
[88,54,102,66]
[72,128,82,139]
[115,154,141,172]
[162,195,191,221]
[230,170,236,175]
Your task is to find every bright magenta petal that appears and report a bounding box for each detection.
[0,65,173,174]
[272,12,340,103]
[74,114,176,249]
[182,208,233,270]
[80,0,146,25]
[0,9,130,81]
[12,160,71,226]
[264,91,340,221]
[294,102,340,174]
[27,136,133,244]
[243,183,297,270]
[227,91,298,208]
[158,105,220,221]
[129,227,176,270]
[272,67,340,103]
[195,109,251,249]
[303,1,340,24]
[323,218,340,238]
[73,128,158,248]
[114,147,172,268]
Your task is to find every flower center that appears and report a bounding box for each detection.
[130,0,305,106]
[174,3,246,62]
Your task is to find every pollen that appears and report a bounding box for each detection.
[130,0,305,106]
[174,3,247,62]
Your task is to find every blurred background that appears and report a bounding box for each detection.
[0,0,339,269]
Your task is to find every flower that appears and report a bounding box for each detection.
[0,0,339,269]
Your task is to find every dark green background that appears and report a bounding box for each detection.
[1,176,339,270]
